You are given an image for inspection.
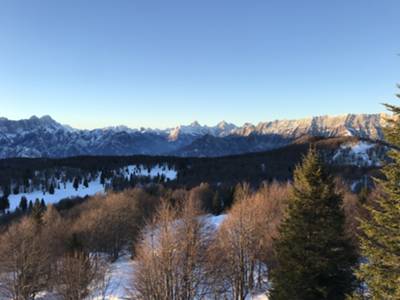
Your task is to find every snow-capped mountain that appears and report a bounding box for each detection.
[0,113,389,158]
[231,114,387,139]
[167,120,237,141]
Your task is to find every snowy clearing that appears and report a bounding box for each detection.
[5,164,177,212]
[8,177,105,211]
[331,141,380,167]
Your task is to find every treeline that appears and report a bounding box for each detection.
[0,136,386,194]
[0,156,178,198]
[0,163,173,198]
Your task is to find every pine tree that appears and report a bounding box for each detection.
[13,184,19,195]
[19,196,28,212]
[212,190,222,215]
[270,147,358,300]
[73,177,79,191]
[100,172,106,185]
[2,184,10,198]
[356,99,400,299]
[40,198,46,210]
[28,200,33,212]
[48,182,55,194]
[83,178,89,188]
[0,195,10,214]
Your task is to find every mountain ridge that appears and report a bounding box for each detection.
[0,113,389,158]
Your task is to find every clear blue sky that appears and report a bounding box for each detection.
[0,0,399,129]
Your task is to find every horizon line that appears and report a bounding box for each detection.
[0,111,388,131]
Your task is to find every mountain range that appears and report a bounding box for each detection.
[0,113,389,158]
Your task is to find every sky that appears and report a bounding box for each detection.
[0,0,399,129]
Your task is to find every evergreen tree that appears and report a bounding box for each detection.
[19,196,28,212]
[356,100,400,299]
[100,172,106,185]
[28,200,33,212]
[212,190,222,215]
[129,173,135,187]
[0,195,10,214]
[270,147,357,300]
[73,177,79,191]
[222,186,235,210]
[83,178,89,188]
[3,184,10,198]
[40,198,46,210]
[13,184,19,195]
[48,182,55,194]
[23,176,30,191]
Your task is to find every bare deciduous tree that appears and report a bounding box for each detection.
[76,189,153,261]
[132,197,212,300]
[0,218,49,300]
[189,183,214,213]
[207,181,289,300]
[54,251,109,300]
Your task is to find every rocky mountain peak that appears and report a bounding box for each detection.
[0,113,390,158]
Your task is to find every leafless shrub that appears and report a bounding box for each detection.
[41,205,70,290]
[132,197,212,300]
[75,189,156,261]
[189,183,214,213]
[207,181,289,299]
[53,251,109,300]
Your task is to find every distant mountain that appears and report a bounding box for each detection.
[175,134,292,157]
[0,113,389,158]
[167,120,238,141]
[231,114,386,138]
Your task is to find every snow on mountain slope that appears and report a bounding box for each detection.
[0,113,389,158]
[330,141,385,167]
[167,120,238,141]
[232,113,388,139]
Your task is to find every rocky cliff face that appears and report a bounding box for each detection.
[231,114,387,139]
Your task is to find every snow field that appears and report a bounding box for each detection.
[6,164,177,212]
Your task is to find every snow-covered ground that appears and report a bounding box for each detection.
[350,141,374,154]
[8,177,105,211]
[91,214,270,300]
[65,215,226,299]
[6,164,177,212]
[34,254,136,300]
[122,164,177,180]
[205,213,226,228]
[251,295,269,300]
[4,214,270,300]
[331,141,381,167]
[91,255,135,300]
